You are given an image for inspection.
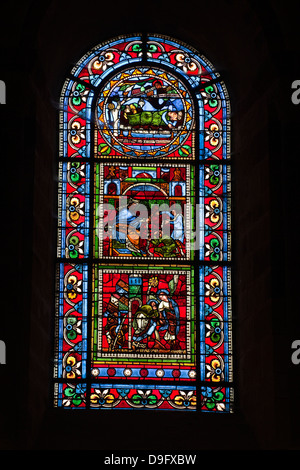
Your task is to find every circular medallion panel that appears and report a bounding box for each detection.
[96,67,194,158]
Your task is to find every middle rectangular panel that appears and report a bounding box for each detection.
[94,162,195,260]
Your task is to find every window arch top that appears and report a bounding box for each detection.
[61,33,230,161]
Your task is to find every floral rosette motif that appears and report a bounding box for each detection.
[90,387,121,408]
[200,80,222,114]
[66,231,84,259]
[205,119,222,152]
[78,40,144,86]
[126,41,143,55]
[62,350,82,379]
[206,355,225,383]
[64,269,82,305]
[205,233,223,262]
[205,164,222,189]
[66,194,85,227]
[62,383,86,408]
[69,81,90,112]
[55,34,232,412]
[205,197,223,229]
[67,161,85,186]
[119,389,163,409]
[87,49,117,82]
[68,117,86,149]
[91,51,115,73]
[205,313,224,350]
[175,51,200,74]
[205,267,223,309]
[201,386,227,412]
[131,41,162,58]
[129,389,161,408]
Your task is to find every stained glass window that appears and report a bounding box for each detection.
[54,34,233,412]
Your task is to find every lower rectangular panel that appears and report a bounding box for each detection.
[91,264,196,384]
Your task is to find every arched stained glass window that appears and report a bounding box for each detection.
[54,34,233,412]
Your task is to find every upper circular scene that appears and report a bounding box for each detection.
[96,66,194,158]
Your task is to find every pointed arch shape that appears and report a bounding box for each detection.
[54,34,233,412]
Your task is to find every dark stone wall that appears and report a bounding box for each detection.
[0,0,299,451]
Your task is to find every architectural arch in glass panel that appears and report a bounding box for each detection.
[54,34,233,412]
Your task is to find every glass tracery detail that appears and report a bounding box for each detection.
[54,34,233,412]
